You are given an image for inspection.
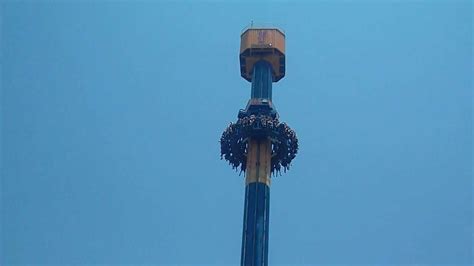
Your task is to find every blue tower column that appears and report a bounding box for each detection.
[241,139,271,266]
[251,60,273,100]
[241,60,273,266]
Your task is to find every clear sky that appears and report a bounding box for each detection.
[1,1,472,265]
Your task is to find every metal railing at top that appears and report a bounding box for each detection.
[241,22,285,35]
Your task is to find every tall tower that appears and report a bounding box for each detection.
[220,26,298,266]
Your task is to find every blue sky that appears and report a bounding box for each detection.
[1,1,472,265]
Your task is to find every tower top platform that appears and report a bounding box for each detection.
[240,26,286,82]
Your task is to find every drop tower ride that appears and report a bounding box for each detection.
[220,26,298,266]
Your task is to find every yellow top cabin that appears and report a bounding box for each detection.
[240,28,286,82]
